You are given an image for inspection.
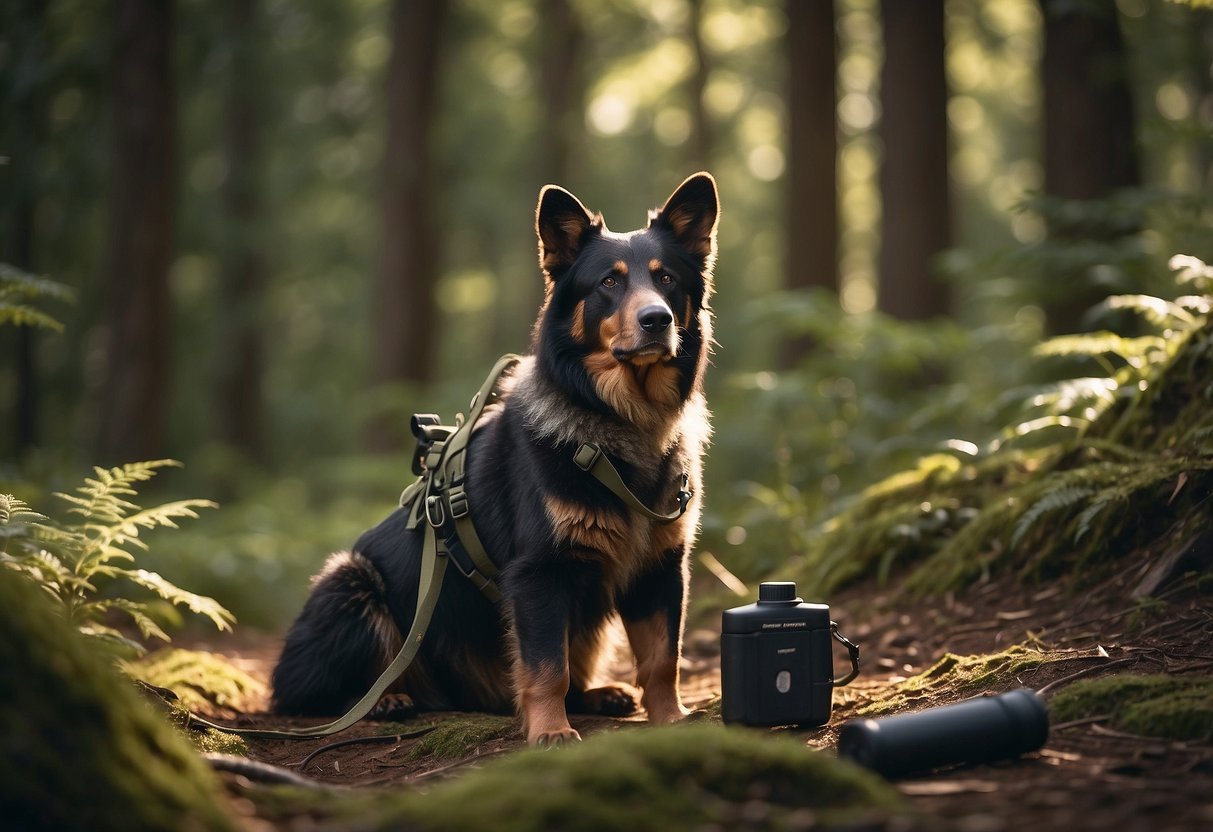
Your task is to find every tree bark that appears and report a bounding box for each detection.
[877,0,952,321]
[372,0,445,408]
[1,1,47,456]
[215,0,265,461]
[687,0,712,170]
[96,0,177,463]
[1039,0,1141,334]
[537,0,584,184]
[783,0,839,365]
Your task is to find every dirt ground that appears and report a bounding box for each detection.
[191,564,1213,832]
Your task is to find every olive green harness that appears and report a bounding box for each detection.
[188,354,693,740]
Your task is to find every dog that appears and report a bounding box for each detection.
[271,172,718,746]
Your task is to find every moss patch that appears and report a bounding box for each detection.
[123,647,266,714]
[406,714,515,760]
[257,723,904,832]
[858,645,1051,717]
[1050,673,1213,741]
[0,571,236,832]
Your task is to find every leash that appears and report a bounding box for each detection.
[182,354,692,739]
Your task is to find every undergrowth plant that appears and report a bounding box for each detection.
[0,263,73,331]
[784,253,1213,598]
[0,460,234,654]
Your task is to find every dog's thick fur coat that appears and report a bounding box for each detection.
[271,173,719,745]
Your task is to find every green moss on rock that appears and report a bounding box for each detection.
[1050,673,1213,741]
[407,714,515,760]
[286,723,904,832]
[859,645,1050,716]
[123,647,266,713]
[0,571,236,832]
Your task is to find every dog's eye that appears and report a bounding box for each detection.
[659,273,674,286]
[601,276,618,289]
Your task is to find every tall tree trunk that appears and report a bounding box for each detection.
[687,0,712,170]
[96,0,177,464]
[2,1,47,457]
[215,0,265,461]
[783,0,838,364]
[877,0,951,321]
[371,0,445,449]
[1038,0,1141,334]
[537,0,583,184]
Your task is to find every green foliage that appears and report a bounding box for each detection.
[767,253,1213,599]
[1050,673,1213,741]
[0,460,233,655]
[257,724,903,832]
[0,570,237,832]
[405,714,515,760]
[856,646,1051,717]
[0,263,73,331]
[122,647,266,714]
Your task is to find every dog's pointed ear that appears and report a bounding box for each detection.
[536,185,600,279]
[649,172,719,267]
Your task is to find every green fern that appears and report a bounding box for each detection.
[1010,484,1094,550]
[1,461,232,655]
[0,263,73,331]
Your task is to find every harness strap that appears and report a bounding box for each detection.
[573,442,693,524]
[186,356,522,740]
[186,519,449,740]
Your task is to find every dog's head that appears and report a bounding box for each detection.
[532,173,719,427]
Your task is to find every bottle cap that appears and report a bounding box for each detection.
[758,582,799,604]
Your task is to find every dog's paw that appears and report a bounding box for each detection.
[532,727,582,748]
[367,693,417,721]
[581,683,640,717]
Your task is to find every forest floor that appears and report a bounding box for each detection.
[187,564,1213,832]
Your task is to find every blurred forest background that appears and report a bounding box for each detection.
[2,0,1211,631]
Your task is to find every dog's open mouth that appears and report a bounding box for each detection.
[612,343,674,366]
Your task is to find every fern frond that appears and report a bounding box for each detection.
[82,599,172,643]
[1033,332,1167,363]
[1168,254,1212,286]
[57,460,183,523]
[0,494,50,527]
[93,499,218,550]
[125,569,235,632]
[0,264,74,332]
[1011,485,1093,549]
[1092,294,1196,331]
[77,623,147,656]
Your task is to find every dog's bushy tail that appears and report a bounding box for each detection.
[270,551,402,716]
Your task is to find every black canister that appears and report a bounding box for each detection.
[837,688,1050,777]
[721,581,860,727]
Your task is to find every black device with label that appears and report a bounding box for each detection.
[720,581,860,727]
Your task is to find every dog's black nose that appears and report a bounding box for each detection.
[639,305,673,333]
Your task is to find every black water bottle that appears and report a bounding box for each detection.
[837,688,1049,778]
[721,581,859,727]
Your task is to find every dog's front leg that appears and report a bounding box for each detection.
[509,574,580,746]
[619,547,692,724]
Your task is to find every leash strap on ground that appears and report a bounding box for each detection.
[186,527,449,740]
[185,356,523,739]
[573,442,693,524]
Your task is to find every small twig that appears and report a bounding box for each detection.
[296,726,437,772]
[406,747,513,783]
[204,753,336,789]
[1035,657,1139,696]
[1050,714,1111,732]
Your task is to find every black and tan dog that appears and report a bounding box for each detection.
[271,173,719,745]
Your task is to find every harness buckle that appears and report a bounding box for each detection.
[447,486,470,520]
[573,443,601,471]
[676,473,693,515]
[425,495,445,528]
